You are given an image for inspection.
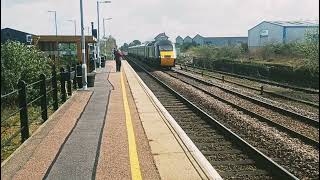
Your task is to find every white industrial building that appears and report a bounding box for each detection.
[248,21,319,50]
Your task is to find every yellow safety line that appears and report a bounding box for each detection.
[121,71,143,180]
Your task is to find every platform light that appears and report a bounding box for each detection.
[96,0,112,68]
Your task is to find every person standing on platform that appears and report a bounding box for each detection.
[114,49,122,72]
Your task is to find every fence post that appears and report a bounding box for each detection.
[40,74,48,122]
[222,76,225,83]
[18,80,29,142]
[52,65,59,110]
[60,67,67,102]
[67,65,72,96]
[73,65,77,89]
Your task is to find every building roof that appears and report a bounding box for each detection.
[1,28,34,44]
[193,34,204,39]
[205,36,247,40]
[32,35,97,44]
[267,20,319,27]
[184,36,192,39]
[1,27,34,35]
[249,20,319,31]
[154,32,168,40]
[176,36,183,39]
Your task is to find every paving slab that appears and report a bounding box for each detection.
[95,61,160,180]
[1,91,92,180]
[123,60,205,179]
[44,67,112,180]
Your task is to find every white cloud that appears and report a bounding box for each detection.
[1,0,319,45]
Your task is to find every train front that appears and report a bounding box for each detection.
[157,40,176,67]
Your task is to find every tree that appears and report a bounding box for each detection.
[120,43,129,51]
[129,40,141,46]
[299,29,319,73]
[1,41,52,94]
[100,35,117,59]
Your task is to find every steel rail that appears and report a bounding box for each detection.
[179,65,319,108]
[128,58,299,180]
[174,69,319,127]
[178,63,319,94]
[165,71,319,148]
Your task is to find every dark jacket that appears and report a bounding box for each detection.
[114,50,122,61]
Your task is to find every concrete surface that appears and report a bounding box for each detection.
[1,91,92,180]
[44,67,111,179]
[95,61,160,180]
[123,60,205,180]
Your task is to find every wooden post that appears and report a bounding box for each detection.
[260,85,264,95]
[40,74,48,122]
[60,67,67,102]
[222,76,225,83]
[67,65,72,96]
[52,65,59,110]
[18,80,29,142]
[73,65,77,89]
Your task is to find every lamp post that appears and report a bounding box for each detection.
[48,10,57,36]
[97,0,111,68]
[86,26,90,35]
[80,0,87,90]
[67,20,77,36]
[103,17,112,38]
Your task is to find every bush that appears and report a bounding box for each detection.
[193,58,319,88]
[189,45,244,61]
[1,41,52,95]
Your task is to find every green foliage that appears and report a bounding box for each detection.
[120,43,129,52]
[176,42,197,52]
[59,56,78,67]
[129,40,141,47]
[194,59,319,88]
[297,29,319,73]
[1,41,52,94]
[240,43,249,54]
[259,43,304,60]
[100,35,117,59]
[189,45,243,61]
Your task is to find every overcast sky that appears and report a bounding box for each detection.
[1,0,319,46]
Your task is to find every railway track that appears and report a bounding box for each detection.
[177,64,319,109]
[177,63,319,95]
[171,69,319,125]
[127,58,299,180]
[165,70,319,147]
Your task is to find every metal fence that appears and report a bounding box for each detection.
[1,65,77,149]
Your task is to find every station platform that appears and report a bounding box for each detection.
[1,60,221,180]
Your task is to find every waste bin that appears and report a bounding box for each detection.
[77,76,83,88]
[101,56,106,67]
[87,72,96,87]
[76,65,83,88]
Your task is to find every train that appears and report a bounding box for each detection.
[128,39,177,68]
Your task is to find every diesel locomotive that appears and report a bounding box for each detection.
[128,39,176,68]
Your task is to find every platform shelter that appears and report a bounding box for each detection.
[32,35,97,71]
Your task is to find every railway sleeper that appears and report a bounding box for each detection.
[201,149,242,155]
[210,159,255,166]
[218,169,271,179]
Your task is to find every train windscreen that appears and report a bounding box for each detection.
[159,44,173,51]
